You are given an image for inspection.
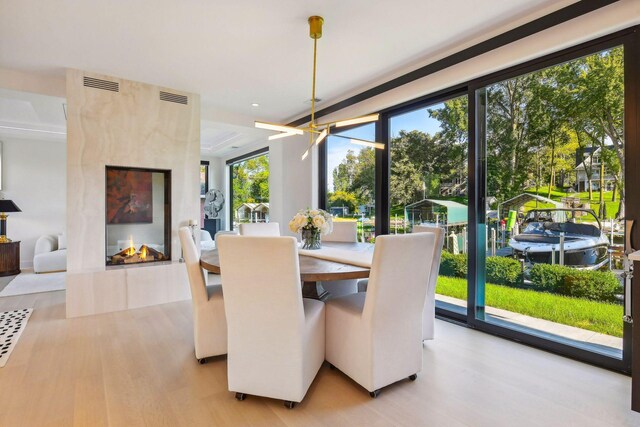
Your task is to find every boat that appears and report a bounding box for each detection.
[509,208,609,270]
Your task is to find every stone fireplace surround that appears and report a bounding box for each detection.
[65,70,200,318]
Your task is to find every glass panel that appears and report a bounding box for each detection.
[105,167,170,265]
[477,46,624,357]
[200,163,208,228]
[326,123,376,242]
[200,164,208,196]
[389,95,469,314]
[231,152,270,231]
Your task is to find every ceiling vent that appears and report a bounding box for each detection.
[83,76,119,92]
[160,91,188,105]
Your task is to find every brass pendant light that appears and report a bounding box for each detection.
[255,16,383,160]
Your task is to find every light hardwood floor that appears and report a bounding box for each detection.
[0,290,638,427]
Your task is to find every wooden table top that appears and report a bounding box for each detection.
[200,242,372,282]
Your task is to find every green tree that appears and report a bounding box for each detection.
[332,150,357,192]
[232,154,269,216]
[485,76,538,200]
[553,47,624,217]
[351,148,375,206]
[429,96,468,186]
[328,190,358,213]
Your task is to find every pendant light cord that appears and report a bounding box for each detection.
[310,37,318,145]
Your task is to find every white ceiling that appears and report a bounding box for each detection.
[0,88,66,142]
[0,0,577,155]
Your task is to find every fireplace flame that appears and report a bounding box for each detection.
[124,237,136,257]
[140,245,148,260]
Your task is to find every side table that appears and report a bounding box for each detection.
[0,241,20,276]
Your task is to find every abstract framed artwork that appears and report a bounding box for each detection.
[106,167,153,224]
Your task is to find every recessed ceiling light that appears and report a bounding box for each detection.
[251,103,260,107]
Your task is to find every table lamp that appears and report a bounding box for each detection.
[0,200,21,243]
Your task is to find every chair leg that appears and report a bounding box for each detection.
[409,374,417,381]
[235,393,246,401]
[197,357,207,365]
[369,389,380,398]
[284,400,295,409]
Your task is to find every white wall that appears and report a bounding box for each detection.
[0,137,66,268]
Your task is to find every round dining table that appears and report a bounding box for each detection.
[200,242,371,301]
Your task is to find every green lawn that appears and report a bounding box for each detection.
[436,276,623,337]
[524,187,621,219]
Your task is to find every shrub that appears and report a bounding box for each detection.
[486,256,523,286]
[529,264,565,293]
[530,264,621,302]
[439,251,467,278]
[440,253,523,286]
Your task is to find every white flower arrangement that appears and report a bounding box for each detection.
[289,208,333,235]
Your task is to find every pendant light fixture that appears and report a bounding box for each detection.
[254,16,383,160]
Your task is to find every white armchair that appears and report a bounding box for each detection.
[200,229,216,251]
[412,225,445,341]
[238,222,280,236]
[33,234,67,273]
[217,235,325,409]
[179,227,227,363]
[322,221,358,298]
[325,233,438,397]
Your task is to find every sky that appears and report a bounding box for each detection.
[326,102,446,191]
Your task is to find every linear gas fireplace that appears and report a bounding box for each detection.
[105,166,171,266]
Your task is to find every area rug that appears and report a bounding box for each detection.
[0,308,32,367]
[0,271,65,297]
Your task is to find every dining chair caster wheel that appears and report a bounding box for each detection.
[284,400,296,409]
[369,390,380,398]
[408,374,417,381]
[197,358,207,365]
[235,393,246,401]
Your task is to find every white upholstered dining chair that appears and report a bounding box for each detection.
[217,235,325,409]
[214,230,238,246]
[238,222,280,236]
[324,221,358,242]
[325,233,437,397]
[412,225,445,341]
[322,221,358,298]
[178,227,227,363]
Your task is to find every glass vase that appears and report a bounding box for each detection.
[301,227,322,250]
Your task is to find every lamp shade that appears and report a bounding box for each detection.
[0,200,21,213]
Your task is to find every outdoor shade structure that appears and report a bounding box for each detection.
[236,203,269,223]
[404,199,467,229]
[497,193,563,220]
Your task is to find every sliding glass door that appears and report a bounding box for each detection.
[388,94,469,316]
[474,43,630,367]
[318,27,639,373]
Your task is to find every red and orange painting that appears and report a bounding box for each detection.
[106,169,153,224]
